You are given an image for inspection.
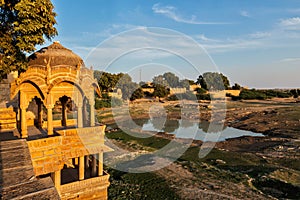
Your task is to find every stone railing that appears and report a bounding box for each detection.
[59,174,110,199]
[42,119,77,128]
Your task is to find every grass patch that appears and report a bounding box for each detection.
[107,168,180,200]
[180,147,264,166]
[106,130,170,150]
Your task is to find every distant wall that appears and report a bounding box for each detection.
[209,90,241,99]
[225,90,241,97]
[170,87,186,95]
[107,88,122,99]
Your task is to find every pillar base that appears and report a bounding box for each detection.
[21,131,28,138]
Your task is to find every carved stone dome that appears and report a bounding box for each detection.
[28,42,84,68]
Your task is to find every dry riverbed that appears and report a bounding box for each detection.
[98,98,300,199]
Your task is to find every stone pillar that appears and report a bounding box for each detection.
[46,105,54,135]
[20,106,28,138]
[77,104,83,128]
[20,91,28,138]
[91,155,97,177]
[73,157,78,166]
[98,152,103,176]
[52,170,61,190]
[82,102,87,127]
[85,155,89,168]
[37,101,43,128]
[61,100,67,127]
[90,100,95,127]
[79,156,84,180]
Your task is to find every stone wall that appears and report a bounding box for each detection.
[0,107,16,131]
[0,79,10,108]
[0,78,19,109]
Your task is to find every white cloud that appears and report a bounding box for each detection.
[196,34,220,42]
[249,32,271,39]
[279,57,300,63]
[82,27,214,72]
[201,39,261,53]
[287,8,300,14]
[152,3,229,25]
[240,10,250,17]
[279,17,300,30]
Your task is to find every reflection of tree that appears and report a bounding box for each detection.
[180,119,195,128]
[163,120,179,133]
[133,118,149,127]
[199,120,225,133]
[151,117,166,131]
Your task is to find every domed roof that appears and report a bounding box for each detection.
[28,42,84,68]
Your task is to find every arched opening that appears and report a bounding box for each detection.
[25,97,48,139]
[52,95,78,128]
[17,82,45,139]
[49,81,84,130]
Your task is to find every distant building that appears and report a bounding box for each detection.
[108,88,122,99]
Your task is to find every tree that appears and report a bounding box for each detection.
[130,87,144,101]
[290,89,299,98]
[163,72,179,88]
[196,72,230,90]
[96,71,123,92]
[0,0,57,80]
[232,83,241,90]
[196,75,207,90]
[153,75,168,87]
[153,84,169,99]
[179,79,190,89]
[116,73,144,100]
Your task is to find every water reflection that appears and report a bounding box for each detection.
[198,120,226,133]
[134,118,264,142]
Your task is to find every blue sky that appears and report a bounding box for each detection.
[47,0,300,88]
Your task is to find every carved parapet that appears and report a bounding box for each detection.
[27,137,65,176]
[59,173,110,200]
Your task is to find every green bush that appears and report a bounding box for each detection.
[264,90,291,98]
[239,89,267,100]
[167,95,178,101]
[195,87,207,94]
[95,97,123,109]
[238,89,292,100]
[167,91,197,101]
[196,93,211,100]
[95,99,110,109]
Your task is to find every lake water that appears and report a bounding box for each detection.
[136,118,264,142]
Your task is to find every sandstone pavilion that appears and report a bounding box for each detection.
[0,42,112,199]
